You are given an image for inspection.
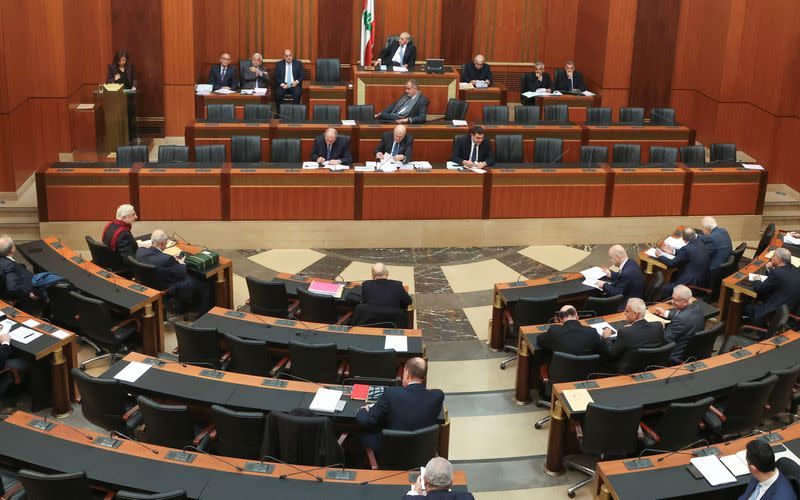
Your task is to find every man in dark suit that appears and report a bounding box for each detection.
[595,245,645,306]
[375,125,414,163]
[450,126,495,167]
[374,32,416,68]
[356,357,444,452]
[553,60,586,92]
[0,235,63,314]
[404,457,476,500]
[521,61,552,105]
[536,305,605,357]
[376,79,428,124]
[652,285,705,363]
[240,52,269,90]
[102,204,138,259]
[361,263,412,310]
[745,247,800,327]
[738,439,797,500]
[207,53,239,91]
[602,298,665,373]
[656,227,710,299]
[461,55,492,85]
[698,216,733,270]
[310,128,352,165]
[274,49,303,104]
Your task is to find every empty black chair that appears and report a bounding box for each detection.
[263,410,344,466]
[443,98,468,121]
[312,104,340,122]
[649,146,678,164]
[315,58,340,83]
[85,235,126,274]
[680,144,705,163]
[72,368,141,433]
[270,138,301,163]
[296,287,339,324]
[348,104,375,123]
[374,425,439,470]
[644,271,665,304]
[704,375,778,439]
[244,103,273,121]
[231,135,262,163]
[174,321,224,369]
[533,138,563,164]
[534,352,603,429]
[17,470,92,500]
[210,404,266,459]
[619,341,675,375]
[580,145,608,166]
[125,255,167,291]
[682,321,724,360]
[586,107,612,125]
[732,242,747,268]
[157,145,189,163]
[494,134,523,163]
[347,347,397,380]
[500,296,558,370]
[482,105,509,124]
[727,305,790,348]
[765,363,800,420]
[578,295,624,318]
[195,144,225,163]
[223,332,273,377]
[135,395,205,450]
[542,104,568,123]
[72,290,138,370]
[46,282,80,331]
[612,144,641,165]
[710,143,736,162]
[650,107,675,125]
[641,396,714,451]
[246,276,290,317]
[514,105,540,124]
[207,104,234,121]
[288,341,340,384]
[618,107,644,125]
[117,145,148,166]
[754,223,776,257]
[116,491,187,500]
[280,104,307,123]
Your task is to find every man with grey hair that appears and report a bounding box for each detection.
[697,216,732,270]
[404,456,475,498]
[521,61,551,105]
[653,285,704,363]
[0,235,64,314]
[596,244,645,307]
[554,60,585,92]
[603,298,665,374]
[102,203,138,258]
[241,52,269,90]
[655,227,709,299]
[356,262,412,328]
[375,124,414,163]
[744,247,800,327]
[460,54,492,86]
[536,305,605,357]
[374,31,416,68]
[310,127,352,165]
[376,79,429,124]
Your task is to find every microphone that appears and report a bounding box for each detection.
[181,360,223,376]
[651,439,710,462]
[515,273,525,283]
[543,147,572,168]
[662,357,699,383]
[110,430,160,454]
[275,371,327,388]
[260,455,323,482]
[183,445,244,471]
[280,462,344,480]
[171,232,192,247]
[750,335,786,355]
[359,467,418,486]
[584,372,620,383]
[353,321,398,329]
[43,416,93,441]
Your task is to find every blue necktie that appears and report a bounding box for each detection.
[326,145,332,160]
[391,142,399,156]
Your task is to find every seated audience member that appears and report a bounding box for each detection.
[274,48,303,104]
[241,52,269,90]
[0,330,28,413]
[656,227,709,298]
[208,52,239,91]
[602,298,665,373]
[450,126,495,168]
[553,60,585,92]
[375,125,414,164]
[738,439,797,500]
[744,247,800,327]
[375,79,429,124]
[652,285,704,363]
[135,229,211,318]
[356,357,444,452]
[102,204,138,258]
[404,457,476,500]
[520,61,551,105]
[0,235,63,312]
[595,245,645,305]
[362,263,412,310]
[310,128,352,165]
[697,216,733,270]
[536,305,605,358]
[461,54,492,86]
[374,32,417,68]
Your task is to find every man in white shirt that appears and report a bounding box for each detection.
[738,439,797,500]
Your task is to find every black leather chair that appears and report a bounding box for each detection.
[71,368,141,433]
[753,223,776,257]
[482,105,509,124]
[246,276,291,317]
[641,396,714,451]
[231,135,262,163]
[135,395,208,450]
[578,295,624,318]
[619,341,675,375]
[346,347,398,380]
[207,104,235,121]
[704,375,779,439]
[543,105,568,123]
[280,104,307,123]
[680,144,705,163]
[270,138,301,163]
[765,363,800,421]
[732,241,747,268]
[649,146,678,164]
[210,404,266,459]
[85,235,126,275]
[347,104,375,123]
[244,104,273,121]
[315,58,340,83]
[174,321,225,369]
[116,491,187,500]
[777,458,800,498]
[494,134,523,163]
[157,145,189,163]
[612,144,641,165]
[514,105,540,124]
[17,470,93,500]
[650,107,675,125]
[223,332,275,377]
[443,98,468,121]
[586,107,612,125]
[263,410,344,466]
[501,296,558,370]
[735,305,790,345]
[46,282,80,332]
[372,425,439,470]
[533,138,563,164]
[682,321,724,361]
[72,290,138,370]
[312,105,341,122]
[195,144,225,163]
[534,352,603,429]
[125,255,167,291]
[618,107,644,125]
[385,34,413,47]
[690,254,735,304]
[710,143,736,162]
[644,270,665,304]
[116,145,148,166]
[580,145,608,166]
[296,287,339,324]
[288,341,341,384]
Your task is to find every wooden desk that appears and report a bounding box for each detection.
[637,226,684,278]
[137,165,224,221]
[609,165,687,216]
[195,93,272,120]
[271,122,358,161]
[684,163,767,215]
[36,163,130,222]
[356,123,471,164]
[176,242,234,310]
[353,66,458,115]
[535,94,596,122]
[457,84,508,123]
[585,124,694,163]
[307,82,350,119]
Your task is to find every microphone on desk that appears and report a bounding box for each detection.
[43,416,93,441]
[359,467,418,486]
[110,430,160,454]
[260,455,324,482]
[279,462,345,480]
[181,360,224,376]
[650,439,711,462]
[275,371,327,388]
[543,147,573,168]
[583,372,619,384]
[182,445,244,471]
[662,356,699,384]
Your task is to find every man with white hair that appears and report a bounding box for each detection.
[355,262,413,328]
[460,54,492,86]
[521,61,551,105]
[375,124,414,163]
[374,32,416,68]
[241,52,269,90]
[102,204,138,258]
[697,216,732,270]
[596,244,645,307]
[376,79,429,124]
[653,285,704,364]
[603,298,665,374]
[404,456,475,499]
[310,128,352,165]
[744,247,800,327]
[0,234,64,314]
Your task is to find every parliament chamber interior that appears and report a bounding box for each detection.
[1,0,800,499]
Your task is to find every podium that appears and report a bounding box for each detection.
[94,84,136,153]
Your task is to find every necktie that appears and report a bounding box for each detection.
[749,484,760,500]
[392,96,410,114]
[391,142,399,156]
[470,143,478,162]
[569,77,573,91]
[326,144,332,160]
[221,67,225,79]
[285,63,293,85]
[400,46,404,61]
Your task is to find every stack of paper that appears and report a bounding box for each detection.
[458,83,474,90]
[663,236,688,250]
[384,336,408,352]
[253,88,268,96]
[474,81,489,88]
[113,361,151,383]
[742,164,764,171]
[719,454,749,476]
[412,162,433,170]
[446,162,463,170]
[749,273,767,282]
[689,455,737,486]
[195,84,213,95]
[399,164,415,171]
[580,267,606,281]
[646,248,674,260]
[354,166,376,172]
[392,66,409,73]
[22,319,40,328]
[590,322,616,338]
[341,120,357,126]
[467,167,487,174]
[551,91,563,96]
[379,164,398,172]
[785,233,800,245]
[214,88,235,94]
[308,281,345,298]
[302,162,320,170]
[582,90,595,97]
[452,120,468,126]
[644,311,670,325]
[309,387,343,413]
[325,164,349,171]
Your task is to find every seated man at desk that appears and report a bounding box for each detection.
[652,285,704,364]
[375,125,413,163]
[553,60,586,93]
[602,298,665,373]
[0,330,28,413]
[738,439,797,500]
[311,128,352,165]
[207,53,239,91]
[274,49,303,104]
[375,79,429,124]
[744,247,800,327]
[102,204,138,259]
[135,229,211,319]
[240,52,269,90]
[697,216,732,271]
[405,457,475,500]
[536,305,605,357]
[450,126,495,168]
[521,61,552,105]
[356,357,444,452]
[354,262,412,328]
[0,235,63,313]
[461,54,492,86]
[595,245,645,306]
[655,227,709,299]
[373,32,417,68]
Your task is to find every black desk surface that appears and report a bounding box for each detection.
[272,275,362,302]
[1,304,67,358]
[497,274,595,303]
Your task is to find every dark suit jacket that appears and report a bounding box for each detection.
[698,227,733,270]
[605,319,665,373]
[310,136,352,164]
[602,259,645,305]
[378,41,417,67]
[0,343,10,370]
[208,64,239,90]
[102,221,137,258]
[274,59,304,87]
[403,491,476,500]
[658,238,709,288]
[450,135,495,166]
[240,62,269,89]
[361,279,412,309]
[663,303,705,362]
[375,131,414,163]
[379,93,429,124]
[135,247,188,287]
[536,319,605,357]
[0,256,33,299]
[738,471,797,500]
[461,62,492,83]
[521,72,552,105]
[356,383,443,431]
[751,264,800,323]
[553,69,585,92]
[106,64,135,89]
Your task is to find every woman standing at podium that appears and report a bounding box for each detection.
[106,49,137,143]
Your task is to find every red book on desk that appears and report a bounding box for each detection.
[308,280,345,298]
[350,384,370,401]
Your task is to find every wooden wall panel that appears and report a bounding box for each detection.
[239,0,318,61]
[441,0,474,64]
[474,0,545,62]
[163,86,196,137]
[671,0,729,100]
[318,0,353,62]
[374,0,441,61]
[574,0,610,89]
[601,0,636,89]
[541,0,578,66]
[0,2,7,114]
[64,0,112,95]
[162,0,194,135]
[0,115,10,191]
[193,0,241,83]
[628,0,679,113]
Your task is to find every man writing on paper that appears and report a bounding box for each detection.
[461,55,492,86]
[594,245,645,308]
[376,79,429,124]
[738,439,797,500]
[554,60,586,93]
[450,126,495,168]
[536,305,605,358]
[655,227,709,299]
[375,124,414,164]
[743,247,800,328]
[697,216,733,271]
[373,32,416,68]
[208,53,239,91]
[0,235,64,314]
[310,128,352,165]
[103,204,138,259]
[602,298,665,374]
[652,285,704,364]
[274,49,303,104]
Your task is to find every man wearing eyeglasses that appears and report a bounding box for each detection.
[208,53,239,91]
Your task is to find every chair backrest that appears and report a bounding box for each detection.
[649,146,678,164]
[618,107,644,125]
[710,143,736,162]
[582,295,624,317]
[210,404,266,459]
[548,352,603,385]
[231,135,262,163]
[482,105,509,124]
[315,58,340,82]
[766,305,790,337]
[514,105,540,124]
[207,104,235,121]
[347,347,398,379]
[706,255,736,302]
[71,368,128,432]
[543,105,568,123]
[47,282,80,330]
[223,332,272,376]
[244,103,273,121]
[136,395,196,449]
[85,235,123,271]
[732,242,747,268]
[656,396,714,450]
[581,404,643,457]
[580,145,608,165]
[17,470,92,500]
[513,296,558,328]
[312,105,341,122]
[351,302,407,329]
[586,107,612,125]
[195,144,226,163]
[297,287,339,323]
[683,321,724,360]
[766,363,800,418]
[650,107,675,125]
[720,375,778,436]
[270,138,302,163]
[289,341,339,383]
[644,271,665,304]
[280,104,307,123]
[264,410,343,466]
[754,223,776,257]
[534,138,563,163]
[157,145,189,163]
[495,134,523,163]
[116,490,188,500]
[680,145,705,163]
[117,145,148,166]
[777,458,800,498]
[621,341,675,375]
[378,424,439,470]
[612,144,641,165]
[125,255,166,291]
[246,276,289,317]
[174,321,221,368]
[385,34,413,46]
[443,98,468,121]
[347,104,375,123]
[71,290,115,340]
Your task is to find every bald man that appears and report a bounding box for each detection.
[208,53,239,91]
[375,125,414,163]
[461,54,492,86]
[274,49,303,104]
[604,298,665,374]
[536,305,605,358]
[374,32,417,68]
[596,245,645,307]
[361,263,412,311]
[310,128,352,165]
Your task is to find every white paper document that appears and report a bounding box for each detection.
[474,81,489,88]
[113,361,151,383]
[580,267,606,281]
[551,91,563,96]
[452,120,468,126]
[9,327,42,345]
[195,84,213,95]
[784,233,800,245]
[366,161,378,168]
[644,311,670,325]
[399,164,415,171]
[0,319,14,332]
[325,164,349,171]
[446,161,463,170]
[341,120,357,126]
[468,167,487,174]
[384,335,408,352]
[302,162,320,170]
[253,88,268,96]
[521,91,536,98]
[412,161,432,170]
[214,88,235,94]
[663,236,688,250]
[355,165,375,172]
[22,319,40,328]
[645,247,673,260]
[775,448,800,466]
[392,66,409,72]
[590,322,616,338]
[582,90,596,96]
[720,454,749,476]
[379,164,398,173]
[51,330,71,340]
[309,387,343,413]
[742,163,764,170]
[749,273,767,282]
[582,279,604,290]
[690,455,737,486]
